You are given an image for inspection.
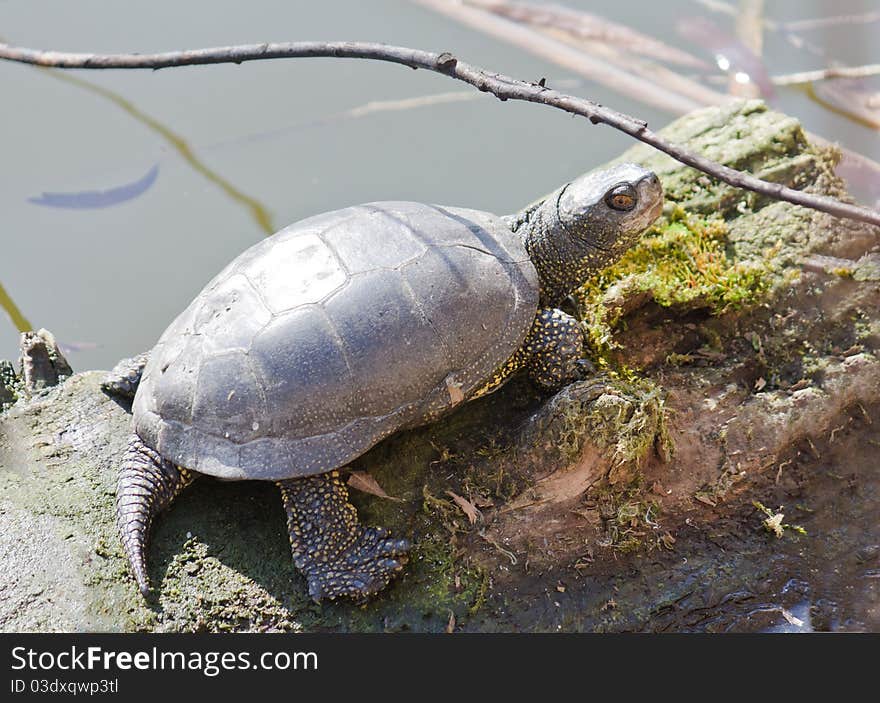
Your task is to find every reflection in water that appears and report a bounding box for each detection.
[1,64,278,344]
[676,16,774,99]
[29,163,160,209]
[204,90,484,152]
[806,81,880,132]
[38,68,275,235]
[203,80,581,157]
[0,281,32,333]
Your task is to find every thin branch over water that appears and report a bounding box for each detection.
[2,40,879,227]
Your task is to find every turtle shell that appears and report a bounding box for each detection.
[133,201,539,480]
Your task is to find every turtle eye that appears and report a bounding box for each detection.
[604,183,637,211]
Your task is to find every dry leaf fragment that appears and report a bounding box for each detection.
[787,378,811,392]
[472,494,495,508]
[781,608,804,627]
[348,471,402,501]
[446,611,456,633]
[445,374,465,404]
[447,490,480,524]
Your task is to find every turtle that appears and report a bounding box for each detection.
[105,162,663,602]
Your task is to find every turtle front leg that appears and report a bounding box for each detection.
[524,308,592,392]
[102,352,150,399]
[116,434,197,595]
[277,471,410,602]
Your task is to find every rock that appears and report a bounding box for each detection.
[1,100,878,632]
[18,328,73,394]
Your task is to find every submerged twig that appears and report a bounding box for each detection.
[535,23,726,108]
[772,64,880,86]
[732,0,764,98]
[413,0,703,114]
[0,282,33,333]
[467,0,712,69]
[2,40,880,227]
[692,0,828,59]
[783,11,880,32]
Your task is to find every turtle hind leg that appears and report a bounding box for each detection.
[101,352,149,400]
[277,471,410,602]
[116,434,196,595]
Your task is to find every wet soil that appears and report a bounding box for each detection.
[465,401,879,632]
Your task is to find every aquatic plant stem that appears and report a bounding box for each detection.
[772,64,880,86]
[2,40,879,228]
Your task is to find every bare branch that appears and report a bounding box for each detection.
[1,40,879,228]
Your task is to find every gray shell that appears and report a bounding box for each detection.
[133,202,539,480]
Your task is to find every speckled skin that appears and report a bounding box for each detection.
[116,435,195,595]
[278,472,410,601]
[101,354,148,400]
[112,163,662,602]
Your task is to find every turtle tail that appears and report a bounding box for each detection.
[116,434,196,595]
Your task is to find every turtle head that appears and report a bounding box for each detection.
[516,163,663,305]
[558,163,663,256]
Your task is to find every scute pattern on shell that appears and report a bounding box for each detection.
[133,201,539,480]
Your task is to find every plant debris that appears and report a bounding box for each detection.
[348,471,401,501]
[447,490,480,524]
[753,501,807,538]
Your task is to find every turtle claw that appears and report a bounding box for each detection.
[305,527,411,603]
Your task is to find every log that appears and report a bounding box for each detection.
[1,100,878,632]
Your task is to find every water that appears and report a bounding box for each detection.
[2,0,877,369]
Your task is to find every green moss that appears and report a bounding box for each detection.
[596,480,663,553]
[592,381,672,468]
[342,525,488,632]
[538,376,672,477]
[0,360,20,411]
[465,440,522,504]
[752,501,807,539]
[576,210,776,359]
